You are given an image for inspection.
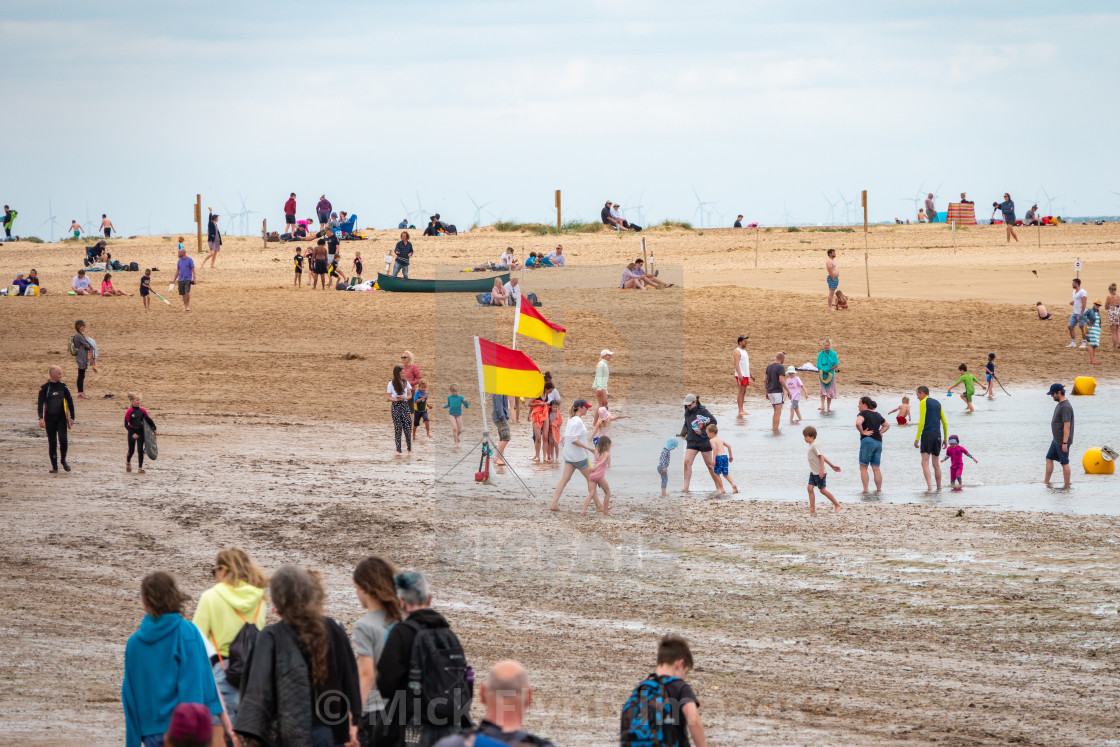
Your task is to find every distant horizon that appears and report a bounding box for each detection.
[4,1,1118,239]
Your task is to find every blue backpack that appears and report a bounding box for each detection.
[620,675,684,747]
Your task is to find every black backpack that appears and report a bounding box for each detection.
[128,261,139,271]
[620,675,684,747]
[403,618,472,747]
[216,599,263,689]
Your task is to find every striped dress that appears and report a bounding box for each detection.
[1087,309,1102,347]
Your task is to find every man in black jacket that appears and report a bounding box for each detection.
[37,366,74,472]
[378,571,472,747]
[434,661,556,747]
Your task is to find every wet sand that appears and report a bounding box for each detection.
[1,223,1119,744]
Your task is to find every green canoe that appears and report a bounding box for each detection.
[376,272,510,293]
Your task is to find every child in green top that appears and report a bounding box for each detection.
[443,384,469,445]
[948,363,986,413]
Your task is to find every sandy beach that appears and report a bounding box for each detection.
[2,222,1119,745]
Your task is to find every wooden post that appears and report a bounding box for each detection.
[1037,221,1042,251]
[755,225,759,268]
[862,190,870,298]
[555,190,561,232]
[641,237,648,271]
[262,219,268,248]
[194,194,202,255]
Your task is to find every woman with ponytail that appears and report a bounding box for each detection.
[236,565,360,747]
[352,557,403,746]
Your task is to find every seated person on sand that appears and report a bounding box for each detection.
[620,262,650,290]
[499,247,520,271]
[22,269,44,294]
[85,240,108,265]
[12,273,31,294]
[1036,302,1052,320]
[72,270,94,295]
[547,246,565,266]
[100,273,133,297]
[633,258,671,288]
[917,209,927,223]
[834,289,850,310]
[601,200,624,229]
[490,277,509,306]
[423,217,439,236]
[1024,205,1040,226]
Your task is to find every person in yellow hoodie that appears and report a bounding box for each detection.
[193,547,268,727]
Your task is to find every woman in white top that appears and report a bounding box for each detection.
[548,400,596,511]
[734,336,751,417]
[386,365,413,455]
[500,248,520,271]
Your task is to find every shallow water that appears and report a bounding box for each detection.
[460,385,1120,516]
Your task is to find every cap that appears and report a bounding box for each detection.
[948,434,959,445]
[331,212,338,217]
[601,349,613,357]
[1047,383,1065,395]
[572,399,590,409]
[786,365,796,374]
[737,335,749,343]
[166,703,212,743]
[683,394,697,406]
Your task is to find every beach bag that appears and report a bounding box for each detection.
[402,618,472,747]
[142,419,158,460]
[213,599,263,690]
[620,675,684,747]
[128,262,139,272]
[478,292,492,305]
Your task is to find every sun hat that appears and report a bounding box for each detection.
[665,438,679,451]
[786,365,796,374]
[166,703,212,743]
[601,349,613,357]
[1047,383,1065,395]
[683,394,697,406]
[1094,300,1102,306]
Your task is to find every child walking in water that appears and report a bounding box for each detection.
[583,436,612,517]
[657,438,679,496]
[124,393,156,474]
[443,384,469,446]
[705,424,738,493]
[949,363,986,413]
[803,426,842,514]
[785,366,804,424]
[985,353,997,399]
[941,434,977,486]
[888,396,911,425]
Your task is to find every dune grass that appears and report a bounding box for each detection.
[492,220,603,235]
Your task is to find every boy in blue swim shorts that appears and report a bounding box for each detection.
[705,423,738,494]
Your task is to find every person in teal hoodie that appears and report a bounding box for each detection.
[122,572,225,747]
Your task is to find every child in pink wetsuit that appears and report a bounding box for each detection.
[941,434,977,486]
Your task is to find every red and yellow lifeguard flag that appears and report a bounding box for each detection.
[514,296,566,348]
[475,337,545,398]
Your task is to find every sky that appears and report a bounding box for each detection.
[3,0,1119,238]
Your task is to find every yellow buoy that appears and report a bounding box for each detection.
[1082,447,1115,475]
[1072,377,1096,396]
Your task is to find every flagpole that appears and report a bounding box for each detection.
[473,336,491,440]
[512,293,520,350]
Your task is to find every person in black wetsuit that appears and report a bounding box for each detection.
[37,366,75,473]
[124,393,156,473]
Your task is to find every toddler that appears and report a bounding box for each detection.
[1036,302,1051,320]
[785,366,804,423]
[583,436,612,517]
[705,423,737,494]
[443,385,469,445]
[177,236,184,253]
[293,250,304,287]
[803,426,842,514]
[353,251,363,278]
[657,438,679,496]
[140,269,151,310]
[412,381,431,439]
[941,434,977,486]
[888,396,911,425]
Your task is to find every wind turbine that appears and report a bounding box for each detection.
[822,193,839,225]
[837,190,856,225]
[691,187,716,228]
[39,196,60,242]
[781,202,795,227]
[140,211,154,236]
[622,192,646,227]
[1036,187,1059,215]
[465,193,493,227]
[237,194,259,235]
[900,182,925,221]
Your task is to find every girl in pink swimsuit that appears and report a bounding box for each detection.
[582,436,612,517]
[941,435,978,486]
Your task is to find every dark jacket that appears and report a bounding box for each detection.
[208,219,222,245]
[377,608,472,746]
[600,205,612,224]
[38,380,74,420]
[682,402,716,450]
[237,617,361,747]
[433,720,557,747]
